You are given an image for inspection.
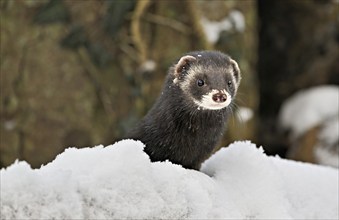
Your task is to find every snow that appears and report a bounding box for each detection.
[200,17,232,44]
[315,145,339,168]
[314,116,339,167]
[317,116,339,148]
[228,10,246,32]
[139,59,157,73]
[279,85,339,139]
[1,140,338,219]
[237,106,254,123]
[200,10,245,44]
[279,85,339,167]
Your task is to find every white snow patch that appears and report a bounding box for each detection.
[229,10,246,32]
[139,59,156,73]
[200,10,246,44]
[200,17,232,44]
[314,116,339,167]
[317,116,339,147]
[237,106,254,123]
[315,146,339,168]
[279,85,339,167]
[1,140,338,219]
[279,85,339,138]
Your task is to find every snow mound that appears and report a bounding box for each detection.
[279,85,339,167]
[1,140,338,219]
[279,85,339,138]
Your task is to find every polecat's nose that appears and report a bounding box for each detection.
[212,93,227,103]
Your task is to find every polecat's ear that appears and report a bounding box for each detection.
[174,55,196,79]
[230,59,241,85]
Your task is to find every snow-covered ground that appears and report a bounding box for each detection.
[1,140,338,219]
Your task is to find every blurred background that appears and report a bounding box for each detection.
[1,0,338,168]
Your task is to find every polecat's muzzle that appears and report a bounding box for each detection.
[212,93,227,103]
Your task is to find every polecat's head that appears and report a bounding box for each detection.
[171,51,241,110]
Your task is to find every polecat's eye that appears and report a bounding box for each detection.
[227,80,232,87]
[197,79,205,87]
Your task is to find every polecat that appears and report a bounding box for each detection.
[126,51,241,170]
